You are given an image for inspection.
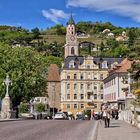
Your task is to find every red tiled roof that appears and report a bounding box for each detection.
[47,64,60,82]
[109,58,133,74]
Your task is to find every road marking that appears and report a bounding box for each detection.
[87,121,99,140]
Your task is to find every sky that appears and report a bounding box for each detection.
[0,0,140,29]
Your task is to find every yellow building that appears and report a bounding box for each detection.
[60,15,123,117]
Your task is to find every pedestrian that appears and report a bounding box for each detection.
[115,110,119,120]
[103,107,111,128]
[112,110,115,119]
[92,110,95,120]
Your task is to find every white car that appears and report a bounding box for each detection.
[54,112,67,120]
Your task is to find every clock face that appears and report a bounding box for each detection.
[70,36,75,41]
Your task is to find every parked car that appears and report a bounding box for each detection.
[94,112,102,120]
[76,114,85,120]
[54,112,67,120]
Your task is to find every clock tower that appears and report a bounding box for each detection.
[65,14,79,58]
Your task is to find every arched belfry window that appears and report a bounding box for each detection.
[71,47,75,55]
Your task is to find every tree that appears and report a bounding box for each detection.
[0,43,48,108]
[128,29,136,47]
[31,27,40,39]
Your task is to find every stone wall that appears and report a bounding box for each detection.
[47,82,61,110]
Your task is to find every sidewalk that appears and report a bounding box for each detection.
[97,119,140,140]
[0,118,21,122]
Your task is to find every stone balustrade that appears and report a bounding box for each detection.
[119,108,140,129]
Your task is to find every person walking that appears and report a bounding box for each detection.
[103,107,111,128]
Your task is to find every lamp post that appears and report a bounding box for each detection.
[3,75,12,97]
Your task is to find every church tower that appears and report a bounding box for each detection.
[64,14,78,58]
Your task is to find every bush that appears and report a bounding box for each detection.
[36,103,45,112]
[19,102,28,113]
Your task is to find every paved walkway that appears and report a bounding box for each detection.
[97,119,140,140]
[0,118,21,122]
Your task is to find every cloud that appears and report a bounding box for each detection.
[67,0,140,22]
[42,9,69,23]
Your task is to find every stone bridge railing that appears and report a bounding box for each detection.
[119,108,140,129]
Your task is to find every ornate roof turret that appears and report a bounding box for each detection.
[67,14,75,25]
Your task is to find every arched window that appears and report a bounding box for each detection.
[71,47,75,55]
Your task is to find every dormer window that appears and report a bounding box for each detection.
[111,62,118,69]
[69,60,75,68]
[102,61,108,69]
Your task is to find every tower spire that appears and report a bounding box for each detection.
[67,12,75,25]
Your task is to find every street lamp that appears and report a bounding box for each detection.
[3,74,12,97]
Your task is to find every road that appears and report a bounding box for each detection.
[0,120,98,140]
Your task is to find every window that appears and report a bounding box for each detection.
[67,83,70,89]
[80,74,83,79]
[74,94,77,99]
[94,94,97,100]
[80,84,83,89]
[88,72,90,79]
[94,74,97,80]
[69,60,74,68]
[80,94,84,99]
[100,74,104,80]
[67,94,70,99]
[71,47,75,55]
[102,61,108,69]
[67,75,70,79]
[36,98,40,102]
[114,78,116,84]
[74,83,77,89]
[87,94,90,99]
[87,83,91,90]
[70,65,73,68]
[101,94,103,99]
[100,84,103,90]
[74,74,77,79]
[74,104,77,108]
[81,104,84,108]
[87,65,90,69]
[67,104,70,109]
[94,86,97,90]
[94,104,97,108]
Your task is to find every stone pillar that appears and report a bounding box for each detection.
[1,96,11,119]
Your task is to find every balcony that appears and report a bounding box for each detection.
[87,90,93,94]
